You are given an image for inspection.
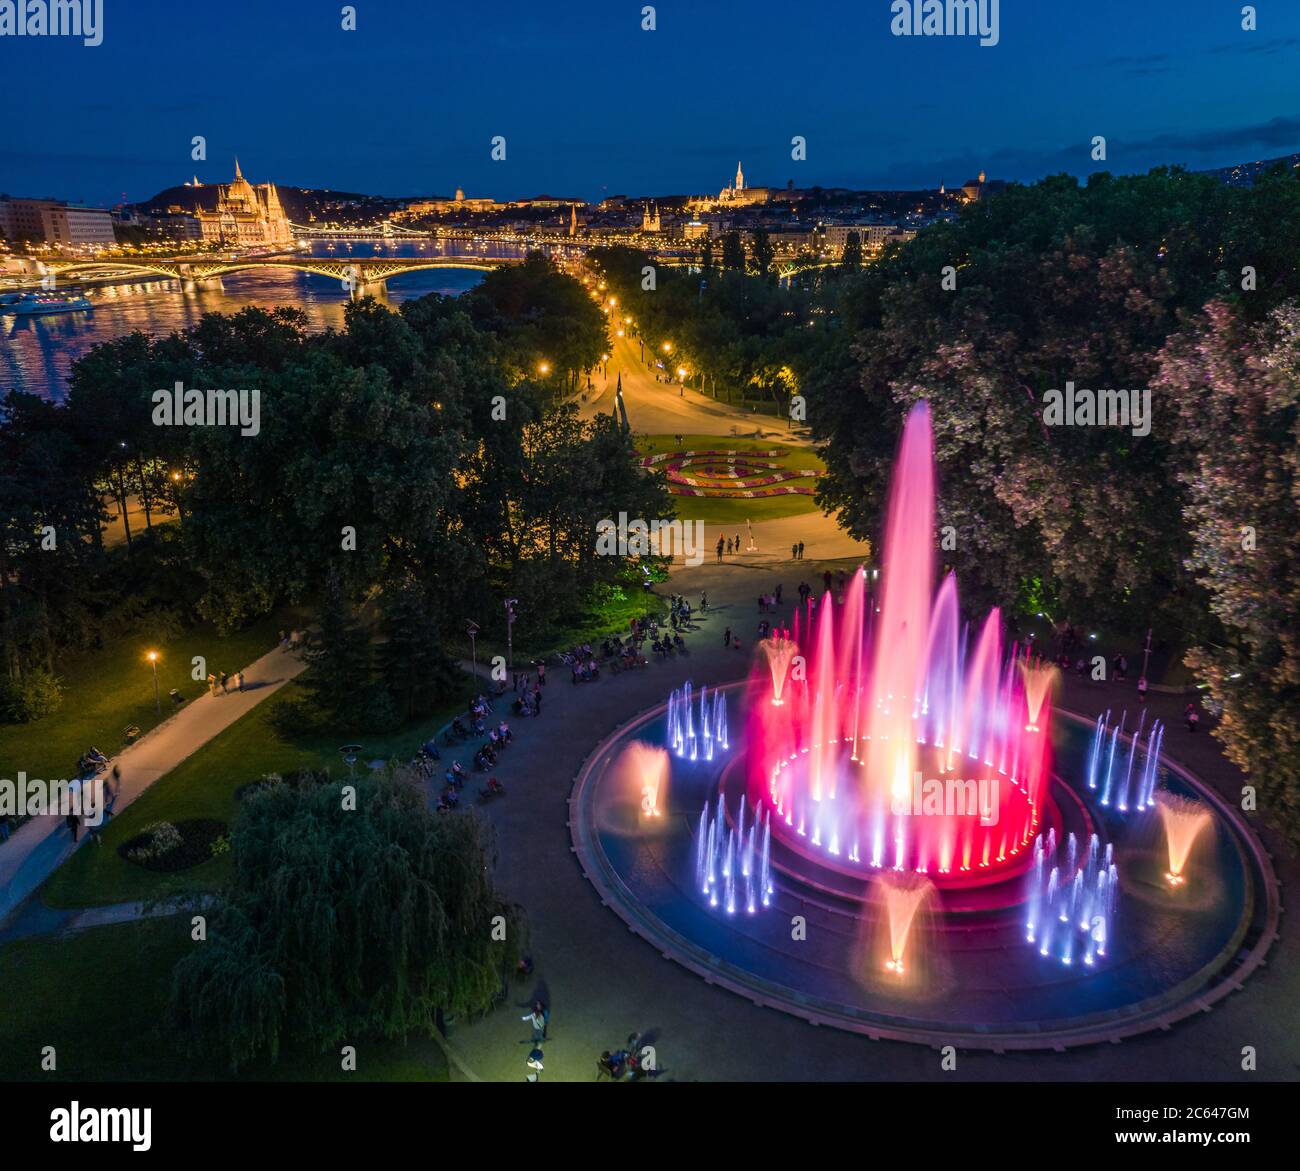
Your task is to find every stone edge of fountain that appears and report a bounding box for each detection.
[565,690,1282,1052]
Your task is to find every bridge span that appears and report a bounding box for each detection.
[42,254,527,294]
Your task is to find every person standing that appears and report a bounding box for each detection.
[537,661,546,687]
[734,532,741,555]
[207,672,217,696]
[219,670,229,695]
[1137,676,1148,703]
[724,626,732,647]
[716,535,724,562]
[797,541,805,560]
[791,543,798,560]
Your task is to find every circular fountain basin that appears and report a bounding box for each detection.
[569,683,1278,1050]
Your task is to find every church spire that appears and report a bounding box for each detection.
[234,157,244,181]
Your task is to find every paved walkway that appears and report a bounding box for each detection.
[0,644,306,927]
[441,546,1298,1083]
[579,328,805,443]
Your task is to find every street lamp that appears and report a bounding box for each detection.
[466,620,480,681]
[537,361,551,377]
[146,650,160,716]
[504,599,518,672]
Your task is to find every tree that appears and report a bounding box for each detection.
[1156,300,1300,837]
[379,577,462,723]
[167,772,524,1069]
[751,227,775,280]
[720,231,746,272]
[302,569,373,724]
[841,230,863,272]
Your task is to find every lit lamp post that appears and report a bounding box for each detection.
[504,598,518,673]
[601,352,610,378]
[677,366,687,396]
[466,620,480,681]
[146,650,161,716]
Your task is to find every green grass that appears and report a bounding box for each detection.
[636,433,826,522]
[0,615,286,784]
[42,680,472,909]
[0,917,450,1082]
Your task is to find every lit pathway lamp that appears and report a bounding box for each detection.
[504,599,518,673]
[339,744,362,780]
[677,366,687,396]
[146,650,161,716]
[466,620,480,681]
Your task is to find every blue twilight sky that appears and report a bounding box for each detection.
[1,0,1299,206]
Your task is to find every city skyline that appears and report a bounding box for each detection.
[4,0,1300,206]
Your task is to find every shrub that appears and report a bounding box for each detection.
[0,668,64,723]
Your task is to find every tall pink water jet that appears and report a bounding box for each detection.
[1157,793,1212,887]
[750,401,1051,886]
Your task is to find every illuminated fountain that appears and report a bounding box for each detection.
[1024,829,1118,966]
[619,741,669,819]
[751,402,1052,886]
[1157,793,1212,887]
[1087,709,1165,813]
[759,635,800,706]
[876,872,933,975]
[695,792,773,914]
[668,682,729,762]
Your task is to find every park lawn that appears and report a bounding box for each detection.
[0,615,286,784]
[42,679,473,909]
[636,433,826,523]
[0,917,449,1082]
[479,580,667,661]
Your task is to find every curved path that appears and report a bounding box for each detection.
[0,644,305,927]
[447,546,1297,1082]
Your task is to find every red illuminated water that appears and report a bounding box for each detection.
[750,402,1052,886]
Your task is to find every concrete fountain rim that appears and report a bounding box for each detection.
[566,681,1282,1053]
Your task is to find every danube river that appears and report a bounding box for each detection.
[1,239,553,401]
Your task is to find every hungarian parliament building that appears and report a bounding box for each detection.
[185,161,293,247]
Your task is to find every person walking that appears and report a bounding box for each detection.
[219,670,229,695]
[775,584,783,605]
[726,537,733,556]
[523,1005,547,1045]
[716,535,724,562]
[734,532,740,555]
[537,661,546,687]
[236,670,245,693]
[1184,703,1199,732]
[207,672,217,696]
[1137,676,1148,703]
[724,626,732,648]
[65,810,80,843]
[533,683,543,715]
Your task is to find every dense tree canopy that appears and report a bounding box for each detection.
[167,773,523,1069]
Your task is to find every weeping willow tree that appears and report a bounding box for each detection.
[167,771,524,1070]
